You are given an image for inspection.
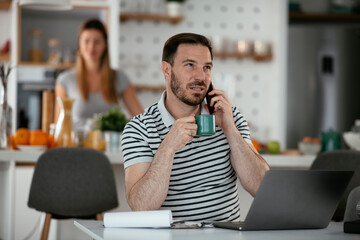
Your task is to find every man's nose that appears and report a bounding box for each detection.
[194,68,206,80]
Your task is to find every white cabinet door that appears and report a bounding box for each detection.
[14,166,42,240]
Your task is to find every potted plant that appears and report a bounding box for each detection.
[95,107,129,152]
[166,0,186,16]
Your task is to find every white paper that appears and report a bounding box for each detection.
[103,210,173,228]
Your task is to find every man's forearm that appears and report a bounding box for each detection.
[127,145,175,211]
[225,126,270,196]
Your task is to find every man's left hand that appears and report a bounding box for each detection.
[205,88,235,133]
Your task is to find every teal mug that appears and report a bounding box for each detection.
[321,129,341,152]
[195,115,216,136]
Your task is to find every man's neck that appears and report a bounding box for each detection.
[164,91,201,120]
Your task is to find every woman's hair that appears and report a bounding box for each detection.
[162,33,213,66]
[76,18,117,104]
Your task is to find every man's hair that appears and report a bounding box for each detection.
[162,33,213,66]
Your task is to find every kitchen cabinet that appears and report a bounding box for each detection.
[13,0,119,70]
[7,0,119,133]
[17,6,109,69]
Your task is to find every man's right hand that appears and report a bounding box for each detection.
[163,115,198,153]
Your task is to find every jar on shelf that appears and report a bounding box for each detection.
[28,29,43,62]
[48,38,61,64]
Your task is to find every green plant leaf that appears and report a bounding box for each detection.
[96,107,129,132]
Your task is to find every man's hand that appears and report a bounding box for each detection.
[163,115,198,153]
[205,89,235,133]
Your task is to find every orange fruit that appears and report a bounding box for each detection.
[14,128,30,145]
[11,135,19,150]
[302,137,312,143]
[47,134,57,149]
[29,130,48,146]
[251,139,261,152]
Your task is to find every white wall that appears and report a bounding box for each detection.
[119,0,288,147]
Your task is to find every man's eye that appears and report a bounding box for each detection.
[204,66,212,71]
[185,63,194,69]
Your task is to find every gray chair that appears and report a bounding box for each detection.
[343,186,360,233]
[310,150,360,221]
[28,148,118,240]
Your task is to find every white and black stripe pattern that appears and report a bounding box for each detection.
[121,103,252,222]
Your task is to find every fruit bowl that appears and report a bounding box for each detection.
[17,145,47,152]
[298,142,321,155]
[343,132,360,151]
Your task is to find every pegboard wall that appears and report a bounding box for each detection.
[119,0,287,145]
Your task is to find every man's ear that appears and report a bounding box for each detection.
[162,61,171,81]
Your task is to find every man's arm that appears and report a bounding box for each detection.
[225,128,269,196]
[207,89,270,196]
[124,116,197,211]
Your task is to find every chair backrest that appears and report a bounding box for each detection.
[28,148,118,218]
[310,150,360,221]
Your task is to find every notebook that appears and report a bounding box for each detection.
[213,170,353,231]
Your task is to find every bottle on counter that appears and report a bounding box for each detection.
[55,97,74,147]
[83,116,105,151]
[48,123,57,149]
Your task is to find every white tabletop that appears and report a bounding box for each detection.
[74,220,357,240]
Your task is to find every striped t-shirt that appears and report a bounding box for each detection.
[121,92,252,222]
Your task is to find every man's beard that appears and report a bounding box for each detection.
[170,70,207,106]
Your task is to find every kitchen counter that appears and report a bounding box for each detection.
[0,149,316,168]
[0,149,123,163]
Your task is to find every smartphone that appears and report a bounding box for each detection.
[206,83,215,114]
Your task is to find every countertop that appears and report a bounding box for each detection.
[0,149,316,168]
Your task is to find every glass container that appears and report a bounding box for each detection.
[48,38,61,64]
[28,29,43,62]
[55,97,74,147]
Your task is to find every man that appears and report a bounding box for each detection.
[121,33,269,221]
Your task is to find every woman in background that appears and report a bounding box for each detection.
[55,18,143,130]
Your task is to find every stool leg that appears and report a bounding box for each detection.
[41,213,52,240]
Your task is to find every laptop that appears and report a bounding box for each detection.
[213,170,353,231]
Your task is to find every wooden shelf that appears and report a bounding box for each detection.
[18,62,75,70]
[120,13,183,24]
[0,1,11,10]
[213,52,272,62]
[289,12,360,24]
[0,53,10,61]
[133,84,165,92]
